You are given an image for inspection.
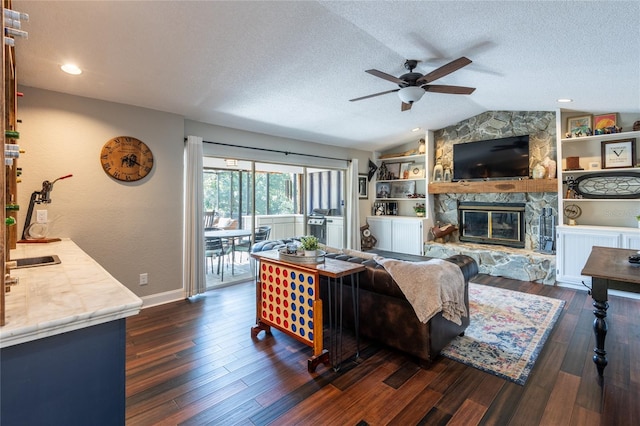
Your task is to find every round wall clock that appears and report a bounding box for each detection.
[100,136,154,181]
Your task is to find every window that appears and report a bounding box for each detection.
[204,167,300,221]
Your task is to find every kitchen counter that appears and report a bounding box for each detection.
[1,238,142,347]
[1,238,143,425]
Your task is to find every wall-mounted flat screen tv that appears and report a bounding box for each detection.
[453,135,530,181]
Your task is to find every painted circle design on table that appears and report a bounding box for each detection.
[308,276,313,285]
[268,265,273,273]
[275,267,280,275]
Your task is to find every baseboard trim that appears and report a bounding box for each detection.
[557,282,640,300]
[140,289,185,309]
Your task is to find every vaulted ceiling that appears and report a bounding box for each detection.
[13,1,640,151]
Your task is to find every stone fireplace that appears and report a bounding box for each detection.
[424,111,558,284]
[458,202,525,248]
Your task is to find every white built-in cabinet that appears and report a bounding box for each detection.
[556,225,640,285]
[555,110,640,286]
[325,216,344,249]
[365,216,428,255]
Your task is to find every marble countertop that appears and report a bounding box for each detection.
[1,239,143,348]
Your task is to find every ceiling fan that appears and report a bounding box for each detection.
[349,57,476,111]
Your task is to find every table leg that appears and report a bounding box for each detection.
[590,277,608,377]
[592,299,608,377]
[352,273,360,360]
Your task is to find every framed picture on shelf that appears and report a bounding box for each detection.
[358,175,368,199]
[593,113,618,131]
[567,115,592,135]
[390,180,416,198]
[410,164,424,178]
[601,138,636,169]
[399,162,412,179]
[385,162,401,180]
[376,182,391,198]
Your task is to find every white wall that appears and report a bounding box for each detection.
[17,87,184,297]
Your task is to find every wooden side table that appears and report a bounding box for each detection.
[581,246,640,378]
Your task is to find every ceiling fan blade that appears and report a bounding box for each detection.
[366,69,407,86]
[401,102,412,112]
[349,88,399,102]
[423,84,476,95]
[416,57,472,84]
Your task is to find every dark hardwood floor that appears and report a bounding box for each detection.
[125,274,640,425]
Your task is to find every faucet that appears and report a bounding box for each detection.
[21,174,72,241]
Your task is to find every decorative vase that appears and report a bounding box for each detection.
[304,250,317,257]
[415,212,425,217]
[541,156,557,179]
[532,163,546,179]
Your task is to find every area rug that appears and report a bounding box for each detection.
[440,283,565,385]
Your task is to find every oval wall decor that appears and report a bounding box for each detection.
[573,172,640,199]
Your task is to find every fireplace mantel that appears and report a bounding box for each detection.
[429,179,557,194]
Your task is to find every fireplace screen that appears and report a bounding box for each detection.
[458,202,525,248]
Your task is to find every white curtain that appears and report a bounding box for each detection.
[183,135,206,298]
[346,158,360,250]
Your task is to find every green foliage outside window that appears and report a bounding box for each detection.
[204,169,298,220]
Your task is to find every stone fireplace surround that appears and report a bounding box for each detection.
[424,111,558,285]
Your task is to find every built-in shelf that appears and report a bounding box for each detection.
[428,179,558,194]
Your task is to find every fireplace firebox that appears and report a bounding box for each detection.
[458,201,526,248]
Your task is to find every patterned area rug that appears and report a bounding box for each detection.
[441,283,565,385]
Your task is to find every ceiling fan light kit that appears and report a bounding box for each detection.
[351,56,475,111]
[398,86,425,104]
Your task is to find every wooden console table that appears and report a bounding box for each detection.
[581,246,640,377]
[250,250,365,373]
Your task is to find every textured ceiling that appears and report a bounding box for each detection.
[12,1,640,152]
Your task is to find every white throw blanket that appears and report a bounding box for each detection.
[373,256,468,325]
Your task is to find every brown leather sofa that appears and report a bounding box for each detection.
[251,241,478,366]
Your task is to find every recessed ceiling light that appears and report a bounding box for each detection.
[557,98,573,103]
[61,64,82,75]
[411,127,421,132]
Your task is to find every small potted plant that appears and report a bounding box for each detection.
[636,214,640,228]
[300,235,319,257]
[414,203,426,217]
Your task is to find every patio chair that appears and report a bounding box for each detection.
[205,237,230,280]
[234,226,271,263]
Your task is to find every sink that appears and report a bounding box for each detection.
[14,255,61,269]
